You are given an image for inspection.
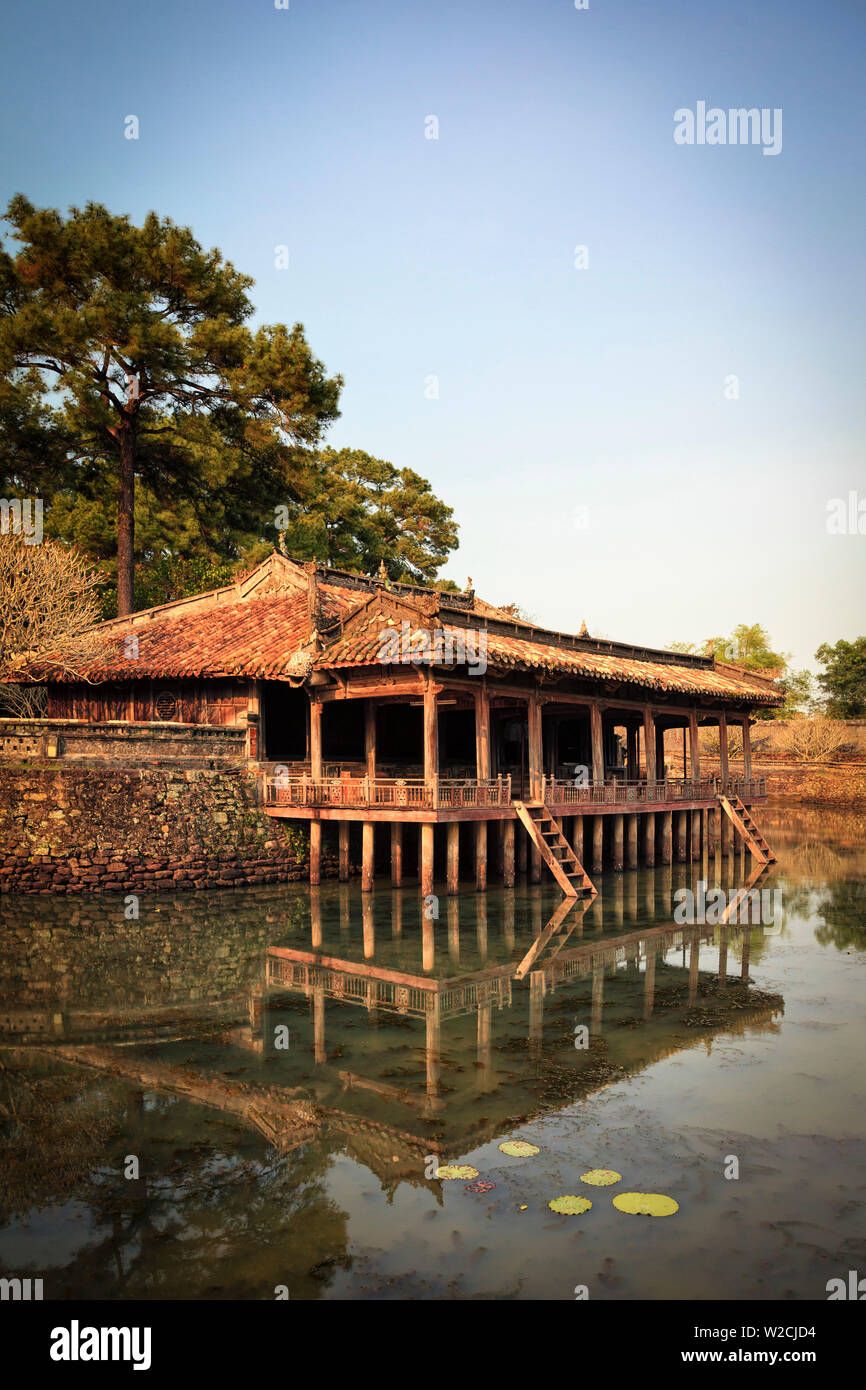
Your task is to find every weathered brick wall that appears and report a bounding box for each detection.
[764,764,866,807]
[0,718,247,764]
[0,762,341,894]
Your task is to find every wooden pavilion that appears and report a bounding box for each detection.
[36,551,782,897]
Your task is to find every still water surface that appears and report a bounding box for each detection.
[1,804,864,1300]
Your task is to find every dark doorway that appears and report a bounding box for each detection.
[263,683,308,761]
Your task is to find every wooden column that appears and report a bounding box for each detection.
[364,700,376,781]
[530,839,542,883]
[592,816,604,872]
[338,823,350,880]
[655,726,666,781]
[626,814,638,869]
[742,719,752,779]
[689,709,701,781]
[420,823,434,898]
[361,821,375,893]
[590,701,604,786]
[718,714,729,788]
[643,811,656,866]
[502,819,515,888]
[676,810,688,862]
[475,823,487,892]
[660,810,673,865]
[643,708,656,784]
[310,822,321,886]
[691,807,701,858]
[572,816,584,865]
[518,827,528,875]
[527,696,544,801]
[423,681,439,787]
[390,823,403,886]
[707,805,717,857]
[309,697,322,781]
[475,683,490,779]
[446,822,460,895]
[611,814,624,871]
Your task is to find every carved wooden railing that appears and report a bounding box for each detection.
[541,775,767,806]
[264,774,511,810]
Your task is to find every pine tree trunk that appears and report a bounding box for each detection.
[116,423,135,616]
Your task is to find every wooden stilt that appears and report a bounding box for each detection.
[691,807,701,858]
[660,810,673,865]
[420,823,434,898]
[643,811,656,867]
[503,819,515,888]
[592,816,604,872]
[390,823,402,886]
[517,824,528,875]
[362,896,374,958]
[338,823,350,881]
[626,814,638,869]
[309,821,321,886]
[446,822,460,895]
[676,810,688,862]
[612,814,624,870]
[475,821,487,892]
[361,821,374,893]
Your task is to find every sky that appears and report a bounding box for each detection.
[1,0,864,673]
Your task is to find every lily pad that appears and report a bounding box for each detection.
[612,1192,679,1217]
[548,1194,593,1215]
[498,1141,540,1158]
[580,1168,622,1186]
[436,1164,479,1181]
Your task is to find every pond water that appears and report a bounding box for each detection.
[1,803,864,1301]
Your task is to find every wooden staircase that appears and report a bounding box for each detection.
[718,794,777,865]
[513,801,597,899]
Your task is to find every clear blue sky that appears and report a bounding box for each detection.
[1,0,864,672]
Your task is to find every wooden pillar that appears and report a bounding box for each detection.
[362,821,375,893]
[571,815,583,864]
[676,810,688,862]
[446,822,460,895]
[420,823,434,898]
[707,805,717,857]
[527,696,543,801]
[475,822,487,892]
[309,697,322,781]
[691,807,701,858]
[530,840,542,883]
[592,816,604,872]
[362,896,374,958]
[423,681,439,788]
[626,814,638,869]
[660,810,673,865]
[338,822,350,880]
[643,708,656,784]
[390,823,403,886]
[742,719,752,780]
[590,701,604,786]
[475,683,490,779]
[518,827,528,875]
[689,709,701,781]
[309,822,321,886]
[718,714,729,788]
[364,700,376,781]
[502,819,515,888]
[611,814,624,871]
[643,811,656,866]
[310,889,322,949]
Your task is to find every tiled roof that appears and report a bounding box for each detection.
[317,622,780,704]
[19,551,781,704]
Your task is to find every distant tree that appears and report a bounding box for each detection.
[0,533,106,714]
[815,637,866,717]
[0,195,342,615]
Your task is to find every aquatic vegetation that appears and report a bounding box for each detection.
[436,1164,479,1180]
[612,1192,679,1217]
[498,1140,540,1157]
[579,1168,622,1186]
[548,1194,593,1215]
